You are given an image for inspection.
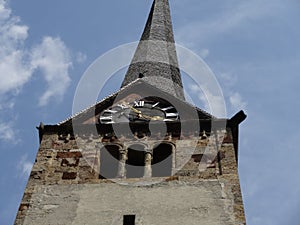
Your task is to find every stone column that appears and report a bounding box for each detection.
[144,150,152,178]
[117,149,127,178]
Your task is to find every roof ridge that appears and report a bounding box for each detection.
[57,78,214,126]
[57,79,142,125]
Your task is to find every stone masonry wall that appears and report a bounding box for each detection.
[15,128,246,225]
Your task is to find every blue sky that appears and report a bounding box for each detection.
[0,0,300,224]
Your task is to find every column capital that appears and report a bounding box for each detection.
[144,149,153,155]
[144,151,152,178]
[119,149,127,155]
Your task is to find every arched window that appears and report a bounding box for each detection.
[152,143,173,177]
[99,145,120,179]
[126,144,145,178]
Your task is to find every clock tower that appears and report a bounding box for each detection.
[15,0,247,224]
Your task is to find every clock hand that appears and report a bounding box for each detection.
[139,114,152,119]
[152,102,159,108]
[125,104,142,114]
[125,104,148,121]
[124,102,163,121]
[150,115,164,121]
[139,114,163,121]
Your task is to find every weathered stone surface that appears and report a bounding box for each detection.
[56,152,82,159]
[62,172,77,180]
[15,127,246,225]
[21,181,238,225]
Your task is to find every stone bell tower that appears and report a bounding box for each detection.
[15,0,247,224]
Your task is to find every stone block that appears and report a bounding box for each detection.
[62,172,77,180]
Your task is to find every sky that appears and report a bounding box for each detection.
[0,0,300,224]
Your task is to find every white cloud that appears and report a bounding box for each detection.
[0,0,10,20]
[0,97,15,111]
[31,37,72,106]
[219,72,237,86]
[189,84,209,110]
[0,1,31,95]
[17,155,33,178]
[229,92,247,112]
[199,49,209,59]
[0,1,72,107]
[176,0,286,46]
[189,83,227,118]
[0,121,16,142]
[76,52,87,64]
[0,51,32,94]
[217,72,247,114]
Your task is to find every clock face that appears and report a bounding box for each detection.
[99,99,179,124]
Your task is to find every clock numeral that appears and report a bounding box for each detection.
[100,115,112,120]
[163,119,174,122]
[117,104,128,110]
[165,112,179,118]
[161,106,174,111]
[133,100,144,107]
[104,109,117,114]
[100,115,114,124]
[152,102,159,108]
[100,116,113,120]
[100,103,132,124]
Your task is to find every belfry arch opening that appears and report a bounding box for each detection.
[152,143,173,177]
[99,145,120,179]
[126,144,145,178]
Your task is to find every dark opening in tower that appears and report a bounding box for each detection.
[152,143,173,177]
[99,145,120,179]
[123,215,135,225]
[126,144,145,178]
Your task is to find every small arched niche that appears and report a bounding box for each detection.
[99,145,120,179]
[152,143,173,177]
[126,144,145,178]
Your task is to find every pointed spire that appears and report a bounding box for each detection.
[121,0,185,100]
